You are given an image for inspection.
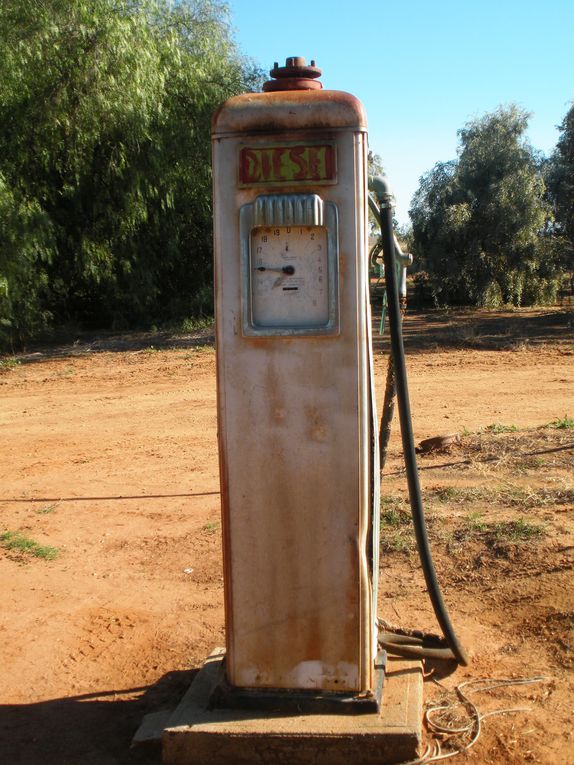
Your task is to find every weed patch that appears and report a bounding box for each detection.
[446,513,545,556]
[380,495,410,521]
[380,495,414,553]
[202,521,220,535]
[448,426,574,475]
[36,502,60,515]
[380,528,413,554]
[0,357,19,373]
[484,423,519,434]
[546,415,574,430]
[191,344,214,354]
[1,531,59,560]
[426,484,574,509]
[179,316,214,334]
[489,517,546,542]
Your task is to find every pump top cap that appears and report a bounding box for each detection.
[263,56,323,92]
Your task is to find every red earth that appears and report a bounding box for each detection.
[1,306,573,764]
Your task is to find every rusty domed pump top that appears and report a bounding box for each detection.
[263,56,323,91]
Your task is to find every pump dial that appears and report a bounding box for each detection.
[250,226,329,328]
[240,193,339,336]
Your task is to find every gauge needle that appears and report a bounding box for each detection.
[256,265,295,275]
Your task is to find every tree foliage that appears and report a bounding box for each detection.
[0,0,261,347]
[410,106,562,307]
[547,103,574,276]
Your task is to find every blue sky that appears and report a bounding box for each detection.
[227,0,573,225]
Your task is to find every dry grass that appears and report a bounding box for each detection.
[381,426,573,563]
[411,425,574,477]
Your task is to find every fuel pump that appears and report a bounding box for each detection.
[211,53,469,713]
[212,57,382,706]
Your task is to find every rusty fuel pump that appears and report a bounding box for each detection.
[159,56,467,765]
[212,54,380,704]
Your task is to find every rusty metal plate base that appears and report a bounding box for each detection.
[212,650,387,715]
[161,648,423,765]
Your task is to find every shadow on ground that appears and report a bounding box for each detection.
[3,306,573,365]
[1,658,458,764]
[0,670,198,765]
[8,328,215,365]
[371,305,573,354]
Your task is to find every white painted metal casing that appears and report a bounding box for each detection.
[212,89,378,694]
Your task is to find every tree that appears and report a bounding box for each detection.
[547,103,574,282]
[410,106,561,307]
[0,175,53,348]
[367,150,385,239]
[0,0,261,347]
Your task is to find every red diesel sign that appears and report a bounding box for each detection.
[239,144,336,185]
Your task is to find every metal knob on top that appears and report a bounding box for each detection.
[263,56,323,92]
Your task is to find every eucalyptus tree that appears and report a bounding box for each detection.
[410,106,560,307]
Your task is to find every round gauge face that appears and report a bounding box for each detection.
[250,225,329,328]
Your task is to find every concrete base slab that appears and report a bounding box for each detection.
[132,710,173,747]
[161,648,423,765]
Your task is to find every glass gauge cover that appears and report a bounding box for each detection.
[250,225,329,328]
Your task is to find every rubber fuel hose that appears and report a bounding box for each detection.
[370,175,469,667]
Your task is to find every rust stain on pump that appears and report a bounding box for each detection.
[212,90,367,136]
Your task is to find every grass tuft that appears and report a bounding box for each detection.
[380,495,413,553]
[546,415,574,430]
[0,357,20,373]
[202,521,220,535]
[1,531,59,560]
[484,423,519,434]
[489,518,546,542]
[426,483,574,508]
[380,495,411,526]
[36,502,60,515]
[179,316,214,334]
[449,513,546,552]
[465,511,488,533]
[184,345,215,358]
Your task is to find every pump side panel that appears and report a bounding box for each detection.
[213,126,371,693]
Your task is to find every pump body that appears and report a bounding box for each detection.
[212,85,379,696]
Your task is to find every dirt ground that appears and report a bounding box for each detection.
[0,307,573,764]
